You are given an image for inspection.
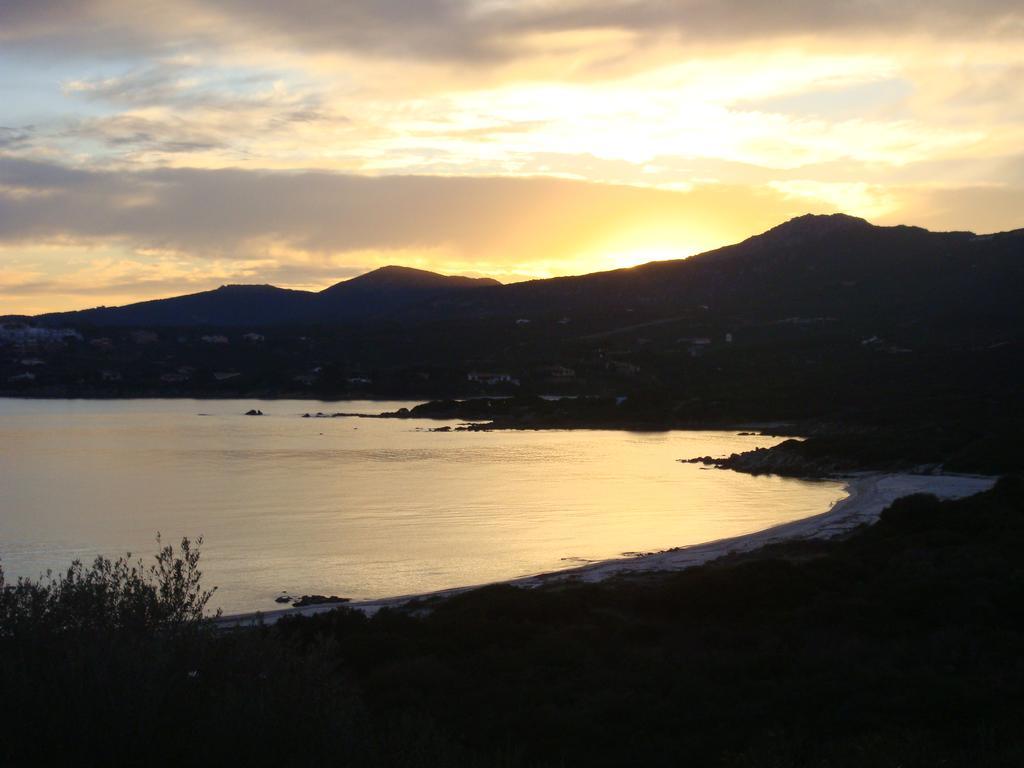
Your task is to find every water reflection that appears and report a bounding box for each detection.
[0,398,845,613]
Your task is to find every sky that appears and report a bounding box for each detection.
[2,0,1023,314]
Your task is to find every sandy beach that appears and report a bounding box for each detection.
[220,472,996,627]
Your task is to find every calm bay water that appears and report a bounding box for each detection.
[0,398,845,613]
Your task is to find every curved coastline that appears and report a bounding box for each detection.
[219,472,996,628]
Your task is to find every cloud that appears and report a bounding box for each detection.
[501,0,1024,44]
[62,61,325,114]
[1,157,1022,314]
[3,157,1020,262]
[0,158,840,314]
[0,158,820,257]
[0,156,98,190]
[64,114,226,155]
[0,126,37,151]
[733,78,914,120]
[2,1,1022,66]
[879,183,1024,233]
[62,64,197,107]
[47,61,337,163]
[0,1,200,59]
[2,1,1023,316]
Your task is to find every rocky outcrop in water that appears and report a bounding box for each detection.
[291,595,350,608]
[683,439,852,478]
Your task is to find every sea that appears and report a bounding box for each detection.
[0,398,846,613]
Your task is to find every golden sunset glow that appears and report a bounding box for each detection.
[2,1,1023,313]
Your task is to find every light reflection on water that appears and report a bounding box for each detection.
[0,398,846,613]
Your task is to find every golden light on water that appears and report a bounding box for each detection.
[0,399,848,613]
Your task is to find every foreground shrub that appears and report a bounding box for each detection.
[0,535,215,638]
[0,538,366,768]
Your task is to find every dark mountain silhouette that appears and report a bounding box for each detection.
[34,214,1024,331]
[421,214,1023,330]
[38,266,501,327]
[318,266,500,320]
[36,284,314,327]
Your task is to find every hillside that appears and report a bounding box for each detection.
[29,215,1024,340]
[317,266,500,321]
[5,214,1021,433]
[419,214,1024,333]
[35,266,501,327]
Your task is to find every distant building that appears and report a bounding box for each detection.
[676,336,712,358]
[606,361,640,376]
[130,330,158,344]
[467,371,520,386]
[537,365,575,380]
[779,317,836,325]
[0,324,82,344]
[676,336,711,346]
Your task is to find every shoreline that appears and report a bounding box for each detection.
[218,471,996,628]
[0,392,446,403]
[0,394,798,433]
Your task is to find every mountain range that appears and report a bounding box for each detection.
[32,213,1024,332]
[33,266,499,327]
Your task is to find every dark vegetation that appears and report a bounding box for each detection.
[4,478,1024,766]
[0,539,363,766]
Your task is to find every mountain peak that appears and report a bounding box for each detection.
[214,283,285,293]
[737,213,874,251]
[365,265,437,278]
[321,266,500,294]
[774,213,872,235]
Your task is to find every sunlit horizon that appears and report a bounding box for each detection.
[2,235,711,315]
[8,206,1024,315]
[2,1,1023,314]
